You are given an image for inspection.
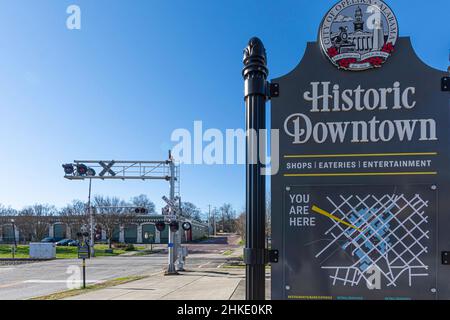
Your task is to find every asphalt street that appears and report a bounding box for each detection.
[0,235,241,300]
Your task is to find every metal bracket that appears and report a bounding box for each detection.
[243,248,266,265]
[442,77,450,92]
[268,249,279,264]
[442,252,450,265]
[243,248,279,265]
[269,82,280,98]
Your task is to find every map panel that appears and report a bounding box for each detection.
[283,185,437,300]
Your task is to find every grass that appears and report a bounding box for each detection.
[0,245,29,259]
[0,244,144,259]
[30,275,147,300]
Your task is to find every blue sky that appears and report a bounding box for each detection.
[0,0,448,214]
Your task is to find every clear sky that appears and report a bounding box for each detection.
[0,0,449,214]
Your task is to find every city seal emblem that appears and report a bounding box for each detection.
[320,0,399,71]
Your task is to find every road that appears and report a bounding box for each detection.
[0,234,241,300]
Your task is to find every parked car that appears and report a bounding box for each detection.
[67,239,80,246]
[56,239,72,246]
[41,237,57,243]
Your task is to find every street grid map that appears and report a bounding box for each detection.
[314,193,430,287]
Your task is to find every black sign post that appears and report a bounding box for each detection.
[242,37,269,300]
[78,244,90,289]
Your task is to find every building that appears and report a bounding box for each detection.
[0,215,209,245]
[334,6,386,53]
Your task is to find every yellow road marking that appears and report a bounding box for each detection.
[311,205,363,232]
[284,152,438,159]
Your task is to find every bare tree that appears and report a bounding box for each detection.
[93,196,134,248]
[0,205,17,242]
[0,204,16,216]
[181,202,202,222]
[16,204,56,242]
[59,200,89,238]
[130,194,155,214]
[235,210,246,239]
[219,203,237,233]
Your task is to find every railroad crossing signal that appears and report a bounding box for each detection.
[162,195,179,208]
[98,161,116,177]
[134,207,149,214]
[62,154,181,275]
[162,195,180,217]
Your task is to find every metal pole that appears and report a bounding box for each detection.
[82,258,86,289]
[222,207,225,233]
[208,205,211,236]
[88,178,95,257]
[242,37,268,300]
[166,153,178,275]
[11,220,16,259]
[213,208,217,236]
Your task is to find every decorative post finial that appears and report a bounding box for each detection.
[243,37,269,98]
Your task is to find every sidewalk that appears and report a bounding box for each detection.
[65,268,246,300]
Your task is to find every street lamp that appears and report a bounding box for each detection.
[10,219,16,259]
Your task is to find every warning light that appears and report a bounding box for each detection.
[169,221,179,232]
[156,221,166,232]
[182,222,192,231]
[135,207,148,214]
[76,164,88,176]
[62,164,74,175]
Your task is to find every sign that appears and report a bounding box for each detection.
[162,195,180,216]
[78,244,90,259]
[283,185,436,299]
[164,215,177,222]
[271,1,449,300]
[320,0,398,71]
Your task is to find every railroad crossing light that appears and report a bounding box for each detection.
[156,221,166,232]
[134,207,148,214]
[86,167,96,177]
[75,164,96,177]
[76,164,88,176]
[62,164,74,175]
[169,221,179,232]
[182,222,192,231]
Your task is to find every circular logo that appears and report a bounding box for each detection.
[320,0,398,71]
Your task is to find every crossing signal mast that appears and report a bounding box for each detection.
[62,151,182,275]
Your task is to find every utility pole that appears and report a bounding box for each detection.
[213,207,217,236]
[242,37,268,300]
[208,205,211,236]
[222,207,225,233]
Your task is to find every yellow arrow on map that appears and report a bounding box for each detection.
[311,205,363,232]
